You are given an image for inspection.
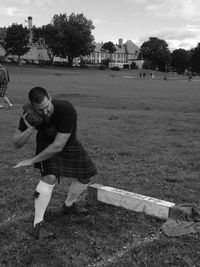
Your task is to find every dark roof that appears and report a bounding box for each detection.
[124,40,140,53]
[93,40,140,54]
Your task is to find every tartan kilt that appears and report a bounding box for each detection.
[0,82,8,97]
[35,139,97,181]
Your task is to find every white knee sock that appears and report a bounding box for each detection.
[34,181,55,226]
[65,179,88,207]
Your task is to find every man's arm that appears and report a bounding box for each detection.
[12,112,35,149]
[13,132,70,168]
[32,132,70,163]
[12,128,34,149]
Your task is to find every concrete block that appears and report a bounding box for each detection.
[88,183,175,219]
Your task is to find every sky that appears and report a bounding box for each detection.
[0,0,200,51]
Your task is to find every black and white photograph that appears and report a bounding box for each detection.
[0,0,200,266]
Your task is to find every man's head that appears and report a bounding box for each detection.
[28,87,54,119]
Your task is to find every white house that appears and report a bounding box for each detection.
[84,38,140,67]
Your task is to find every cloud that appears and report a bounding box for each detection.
[93,18,108,25]
[157,28,199,41]
[138,24,200,50]
[94,33,123,44]
[145,0,200,21]
[0,0,56,20]
[125,0,148,4]
[0,6,28,17]
[168,39,198,51]
[0,0,31,6]
[34,0,54,9]
[0,0,55,11]
[125,0,200,23]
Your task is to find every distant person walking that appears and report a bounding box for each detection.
[0,61,12,108]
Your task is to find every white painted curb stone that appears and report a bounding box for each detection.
[88,183,175,219]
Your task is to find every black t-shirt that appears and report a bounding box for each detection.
[18,99,77,148]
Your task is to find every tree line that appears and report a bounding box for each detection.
[139,37,200,74]
[1,12,200,74]
[2,13,95,66]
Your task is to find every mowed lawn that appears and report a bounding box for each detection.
[1,65,200,266]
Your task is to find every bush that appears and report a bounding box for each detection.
[110,66,121,71]
[101,58,110,68]
[99,65,107,70]
[38,60,46,67]
[142,59,154,70]
[79,63,89,69]
[130,61,138,69]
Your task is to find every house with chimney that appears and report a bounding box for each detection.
[0,16,141,68]
[87,38,140,68]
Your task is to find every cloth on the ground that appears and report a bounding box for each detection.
[161,203,200,236]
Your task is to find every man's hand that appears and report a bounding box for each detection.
[13,158,34,168]
[22,112,34,129]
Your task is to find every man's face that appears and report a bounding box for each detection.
[33,96,54,119]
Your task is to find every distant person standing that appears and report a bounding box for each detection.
[188,72,192,81]
[0,61,12,108]
[150,72,155,79]
[164,73,167,80]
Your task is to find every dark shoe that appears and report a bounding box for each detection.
[61,203,89,215]
[29,221,55,239]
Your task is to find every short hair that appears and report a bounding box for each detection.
[28,87,49,105]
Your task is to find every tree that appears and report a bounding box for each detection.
[56,13,95,66]
[32,25,61,64]
[171,49,189,74]
[2,24,30,62]
[33,13,95,66]
[190,43,200,74]
[102,41,116,62]
[64,13,95,65]
[140,37,171,71]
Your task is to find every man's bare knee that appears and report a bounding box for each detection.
[42,175,57,185]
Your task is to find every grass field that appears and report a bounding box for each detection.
[1,65,200,266]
